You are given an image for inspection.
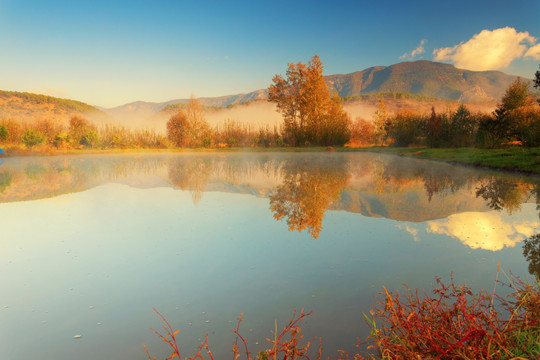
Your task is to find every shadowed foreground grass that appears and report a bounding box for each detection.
[144,272,540,360]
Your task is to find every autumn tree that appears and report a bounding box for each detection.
[349,117,375,146]
[69,115,98,148]
[167,111,189,147]
[373,98,389,145]
[478,78,532,147]
[167,96,211,148]
[268,55,350,146]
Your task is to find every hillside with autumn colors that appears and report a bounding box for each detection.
[0,90,106,123]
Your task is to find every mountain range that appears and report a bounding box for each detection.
[96,60,532,122]
[0,60,533,126]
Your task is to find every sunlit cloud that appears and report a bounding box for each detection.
[30,86,70,98]
[427,212,539,251]
[433,27,537,71]
[400,39,427,60]
[524,43,540,60]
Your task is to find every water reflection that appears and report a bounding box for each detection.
[475,177,530,214]
[427,212,538,251]
[0,153,538,242]
[523,234,540,278]
[269,155,349,239]
[0,169,12,193]
[169,157,213,204]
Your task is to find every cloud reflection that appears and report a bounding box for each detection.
[427,211,539,251]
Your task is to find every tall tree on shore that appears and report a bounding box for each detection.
[268,55,350,146]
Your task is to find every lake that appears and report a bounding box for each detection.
[0,152,538,360]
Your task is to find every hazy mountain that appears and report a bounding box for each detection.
[105,90,268,119]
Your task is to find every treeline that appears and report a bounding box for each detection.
[0,117,168,149]
[343,92,449,104]
[0,101,283,150]
[352,77,540,148]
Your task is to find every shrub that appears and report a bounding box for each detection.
[143,308,319,360]
[81,130,99,148]
[363,274,540,359]
[54,132,70,148]
[387,109,426,147]
[0,124,8,142]
[21,129,45,147]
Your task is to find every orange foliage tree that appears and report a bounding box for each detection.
[268,55,350,146]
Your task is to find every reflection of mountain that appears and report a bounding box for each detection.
[0,154,537,230]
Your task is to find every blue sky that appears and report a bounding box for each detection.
[1,0,539,107]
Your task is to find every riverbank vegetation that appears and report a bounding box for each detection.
[144,272,540,360]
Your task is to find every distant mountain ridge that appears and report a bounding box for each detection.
[325,60,525,102]
[105,60,528,118]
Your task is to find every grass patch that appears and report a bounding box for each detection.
[347,146,540,175]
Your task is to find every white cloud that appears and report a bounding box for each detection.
[400,39,427,60]
[427,211,539,251]
[525,43,540,60]
[433,27,537,71]
[30,86,70,98]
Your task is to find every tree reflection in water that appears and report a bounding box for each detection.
[0,170,12,193]
[269,155,350,239]
[168,157,213,204]
[523,234,540,278]
[475,177,529,214]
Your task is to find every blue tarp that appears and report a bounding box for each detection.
[0,148,4,154]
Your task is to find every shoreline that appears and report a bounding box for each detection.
[1,145,539,175]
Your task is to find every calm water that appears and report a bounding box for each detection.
[0,152,538,360]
